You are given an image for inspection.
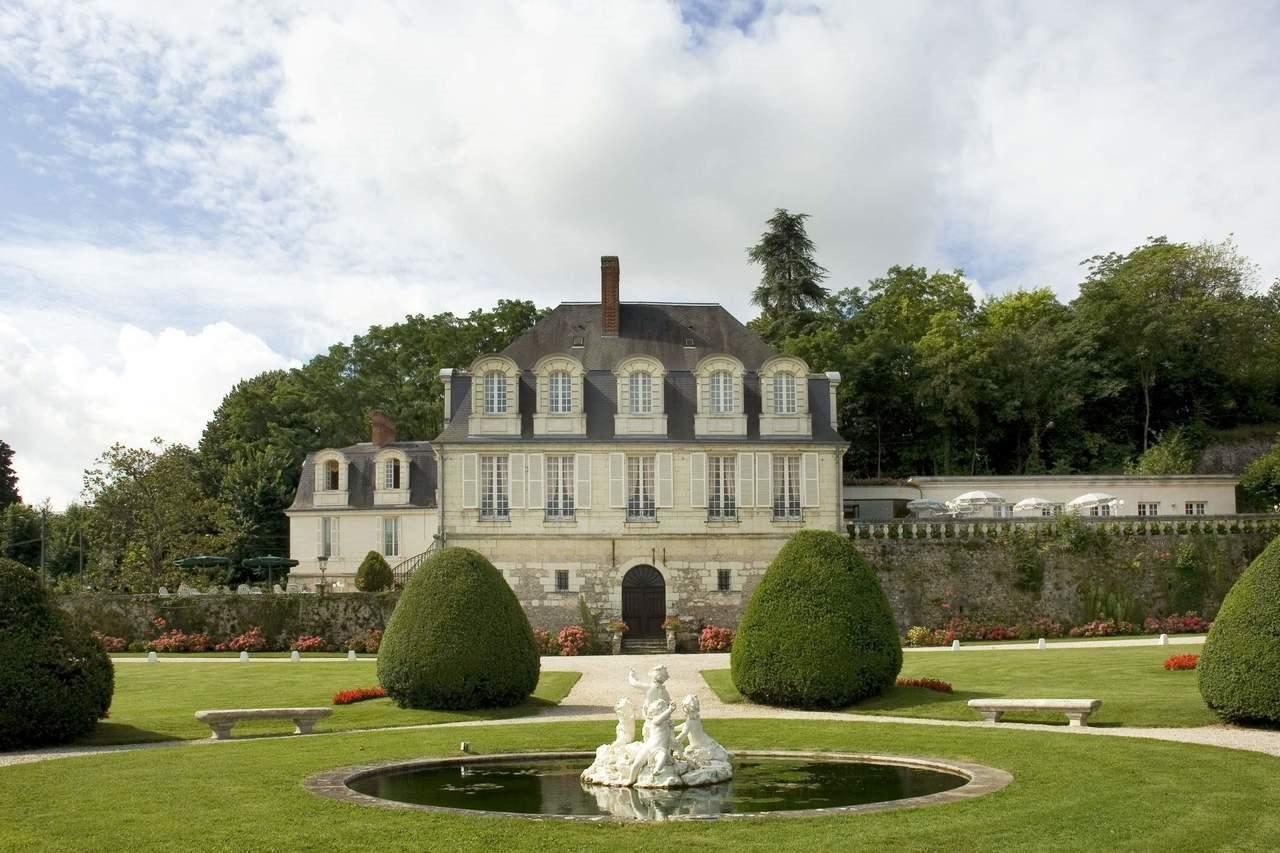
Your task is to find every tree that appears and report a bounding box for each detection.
[0,502,41,567]
[355,550,394,592]
[1240,436,1280,512]
[0,440,19,510]
[747,209,829,342]
[1126,427,1200,475]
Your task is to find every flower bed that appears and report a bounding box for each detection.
[1164,654,1200,671]
[699,625,734,652]
[896,677,953,693]
[904,613,1211,647]
[556,625,590,656]
[333,686,387,705]
[93,632,126,652]
[217,626,268,653]
[291,635,326,652]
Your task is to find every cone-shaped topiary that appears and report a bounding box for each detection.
[1199,535,1280,724]
[0,558,114,751]
[377,547,539,709]
[355,550,394,592]
[731,530,901,708]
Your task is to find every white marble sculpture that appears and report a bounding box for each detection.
[580,666,733,789]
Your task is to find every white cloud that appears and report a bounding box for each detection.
[0,315,293,507]
[1,0,1278,505]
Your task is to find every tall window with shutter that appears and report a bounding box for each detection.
[707,455,736,520]
[381,517,400,557]
[546,455,575,519]
[480,455,509,519]
[627,455,656,520]
[773,455,802,519]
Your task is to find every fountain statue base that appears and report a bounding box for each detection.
[580,666,733,789]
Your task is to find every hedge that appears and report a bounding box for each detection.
[376,547,539,710]
[0,558,114,751]
[731,529,902,708]
[1199,535,1280,724]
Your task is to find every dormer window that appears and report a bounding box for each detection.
[383,458,401,490]
[710,370,734,414]
[774,372,797,414]
[324,460,340,491]
[629,372,653,414]
[484,371,508,414]
[549,370,572,413]
[312,449,350,506]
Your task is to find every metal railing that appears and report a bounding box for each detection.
[847,513,1280,541]
[389,539,441,588]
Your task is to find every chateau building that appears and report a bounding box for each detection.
[287,257,847,634]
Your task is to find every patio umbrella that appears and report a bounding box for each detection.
[241,556,299,588]
[1065,493,1122,511]
[906,499,948,515]
[951,490,1006,507]
[174,555,233,586]
[1013,497,1055,512]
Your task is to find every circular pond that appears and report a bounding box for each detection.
[306,751,1011,822]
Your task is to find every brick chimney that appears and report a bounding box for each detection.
[371,410,396,446]
[601,255,620,336]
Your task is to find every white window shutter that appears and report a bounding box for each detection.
[509,453,526,509]
[755,452,772,508]
[575,453,592,508]
[609,452,625,508]
[737,452,754,508]
[527,453,545,509]
[802,452,820,507]
[376,516,383,553]
[331,517,340,557]
[462,453,479,509]
[338,461,347,492]
[689,452,707,508]
[315,518,324,558]
[656,452,674,508]
[314,461,324,493]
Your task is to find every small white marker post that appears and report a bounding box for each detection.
[1037,638,1046,649]
[239,651,249,662]
[290,650,301,662]
[951,639,960,651]
[347,649,357,661]
[1159,633,1169,646]
[147,651,158,663]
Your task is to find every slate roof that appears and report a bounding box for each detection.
[437,301,845,445]
[288,441,437,511]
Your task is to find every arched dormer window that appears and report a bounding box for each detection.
[614,355,667,436]
[710,370,734,413]
[312,449,350,506]
[483,370,508,414]
[373,448,411,504]
[759,355,812,436]
[469,355,521,436]
[693,354,746,437]
[532,353,586,436]
[383,457,401,489]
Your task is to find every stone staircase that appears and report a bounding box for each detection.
[620,637,668,655]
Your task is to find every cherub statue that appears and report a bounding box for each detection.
[628,664,671,715]
[674,695,731,767]
[627,698,676,786]
[611,697,636,747]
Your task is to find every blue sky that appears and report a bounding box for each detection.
[1,0,1278,506]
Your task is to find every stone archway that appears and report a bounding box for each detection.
[621,565,666,638]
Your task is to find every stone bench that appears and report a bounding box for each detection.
[968,698,1102,727]
[194,707,333,740]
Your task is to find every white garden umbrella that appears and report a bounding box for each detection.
[1065,492,1123,511]
[1013,497,1055,512]
[906,499,949,516]
[951,490,1006,507]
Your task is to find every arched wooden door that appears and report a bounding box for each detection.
[622,565,666,638]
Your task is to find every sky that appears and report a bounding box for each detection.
[2,0,1279,507]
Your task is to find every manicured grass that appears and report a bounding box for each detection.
[84,663,579,745]
[703,645,1219,727]
[3,719,1280,850]
[110,652,374,659]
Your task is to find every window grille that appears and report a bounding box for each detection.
[546,455,575,519]
[772,455,802,519]
[1185,502,1206,516]
[717,569,731,592]
[707,455,737,519]
[555,569,570,592]
[480,455,510,519]
[627,455,656,520]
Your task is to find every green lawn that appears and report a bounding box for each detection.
[86,663,579,745]
[3,719,1279,851]
[703,645,1218,727]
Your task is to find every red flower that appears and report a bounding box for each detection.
[333,686,387,705]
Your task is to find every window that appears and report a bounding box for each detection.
[320,517,337,557]
[1089,504,1113,517]
[383,459,401,490]
[1185,501,1206,516]
[480,455,509,519]
[483,371,507,414]
[1138,502,1159,517]
[626,455,656,520]
[324,459,340,491]
[548,370,572,414]
[1041,504,1062,517]
[629,371,652,414]
[773,455,802,519]
[773,371,797,414]
[707,455,737,520]
[994,504,1014,519]
[546,455,575,519]
[381,517,400,557]
[710,370,734,414]
[554,569,570,592]
[717,569,731,592]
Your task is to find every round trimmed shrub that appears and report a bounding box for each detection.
[377,547,539,709]
[1199,535,1280,724]
[354,550,394,592]
[731,530,901,708]
[0,558,114,751]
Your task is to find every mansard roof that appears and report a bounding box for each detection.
[287,441,437,511]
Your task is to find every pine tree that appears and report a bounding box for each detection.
[0,441,20,511]
[747,209,830,340]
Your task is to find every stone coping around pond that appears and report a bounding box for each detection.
[302,749,1013,822]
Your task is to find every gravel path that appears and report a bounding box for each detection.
[8,637,1275,770]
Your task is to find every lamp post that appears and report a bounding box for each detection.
[317,554,329,596]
